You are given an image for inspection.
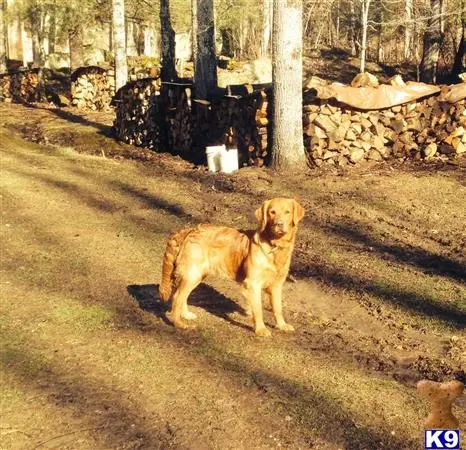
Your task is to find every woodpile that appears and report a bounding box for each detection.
[162,82,193,156]
[303,95,466,167]
[113,73,465,167]
[224,88,270,167]
[70,66,115,111]
[113,80,272,166]
[189,87,271,167]
[0,70,40,103]
[113,77,163,149]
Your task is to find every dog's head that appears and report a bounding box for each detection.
[255,198,305,237]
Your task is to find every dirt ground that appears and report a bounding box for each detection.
[0,102,465,450]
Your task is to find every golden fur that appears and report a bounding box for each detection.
[159,198,305,336]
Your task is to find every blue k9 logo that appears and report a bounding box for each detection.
[425,430,460,450]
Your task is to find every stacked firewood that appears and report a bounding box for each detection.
[225,89,271,167]
[70,66,115,111]
[303,96,466,167]
[162,83,193,156]
[113,78,162,149]
[0,70,40,103]
[425,98,466,156]
[190,88,271,167]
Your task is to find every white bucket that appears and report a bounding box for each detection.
[205,145,224,172]
[219,148,239,173]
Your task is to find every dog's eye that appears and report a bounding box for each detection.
[270,210,276,215]
[285,210,290,215]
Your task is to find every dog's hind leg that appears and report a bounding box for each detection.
[170,273,202,329]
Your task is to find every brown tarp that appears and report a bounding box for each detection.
[439,83,466,103]
[312,81,441,110]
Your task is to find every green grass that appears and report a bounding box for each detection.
[51,301,115,332]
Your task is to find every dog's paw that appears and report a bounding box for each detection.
[173,320,196,330]
[277,323,295,332]
[182,310,197,321]
[255,327,272,337]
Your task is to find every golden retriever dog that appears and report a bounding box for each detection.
[159,198,305,336]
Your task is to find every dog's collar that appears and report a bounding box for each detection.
[254,232,293,256]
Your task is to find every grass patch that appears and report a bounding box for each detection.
[51,301,115,331]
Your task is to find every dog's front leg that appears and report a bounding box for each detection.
[268,282,294,332]
[244,281,271,337]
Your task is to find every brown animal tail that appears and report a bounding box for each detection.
[159,228,192,302]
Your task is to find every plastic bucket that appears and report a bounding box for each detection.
[219,148,239,173]
[205,145,224,172]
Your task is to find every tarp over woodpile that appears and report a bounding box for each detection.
[439,83,466,103]
[310,81,442,110]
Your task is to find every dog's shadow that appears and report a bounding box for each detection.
[127,283,248,328]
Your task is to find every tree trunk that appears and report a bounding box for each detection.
[0,0,6,73]
[349,0,357,56]
[113,0,128,91]
[191,0,197,62]
[271,0,306,170]
[376,0,383,63]
[451,0,466,79]
[335,0,340,43]
[220,28,233,57]
[404,0,413,60]
[420,0,442,83]
[69,25,85,72]
[160,0,176,82]
[359,0,371,72]
[31,24,43,68]
[193,0,217,99]
[261,0,272,57]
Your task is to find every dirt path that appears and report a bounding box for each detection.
[1,104,465,450]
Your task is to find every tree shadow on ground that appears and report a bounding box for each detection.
[1,343,175,449]
[327,220,466,284]
[127,283,249,331]
[25,103,114,137]
[291,253,466,328]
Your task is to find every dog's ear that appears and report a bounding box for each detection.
[292,200,305,226]
[255,200,270,232]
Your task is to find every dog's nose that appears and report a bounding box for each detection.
[276,220,284,227]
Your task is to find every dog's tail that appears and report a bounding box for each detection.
[159,228,192,302]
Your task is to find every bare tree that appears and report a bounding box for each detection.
[271,0,306,170]
[261,0,272,56]
[349,0,357,56]
[160,0,177,82]
[0,0,6,73]
[451,0,466,79]
[420,0,442,82]
[69,25,85,72]
[193,0,217,99]
[113,0,128,90]
[359,0,371,72]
